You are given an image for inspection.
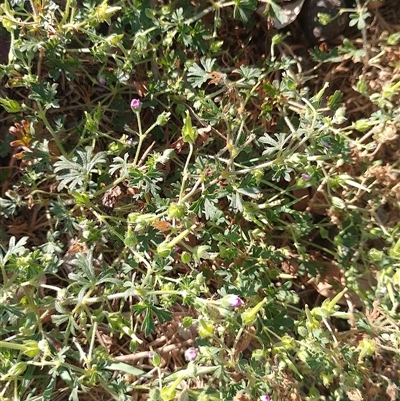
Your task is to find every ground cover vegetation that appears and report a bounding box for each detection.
[0,0,399,399]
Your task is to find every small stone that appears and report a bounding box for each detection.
[299,0,350,44]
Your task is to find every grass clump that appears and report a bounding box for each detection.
[0,0,400,400]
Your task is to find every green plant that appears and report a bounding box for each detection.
[1,0,400,400]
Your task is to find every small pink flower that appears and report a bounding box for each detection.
[184,348,197,361]
[96,76,106,92]
[224,294,243,308]
[130,98,142,110]
[260,396,271,401]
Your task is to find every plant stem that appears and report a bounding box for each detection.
[37,105,68,158]
[132,111,144,168]
[178,143,194,204]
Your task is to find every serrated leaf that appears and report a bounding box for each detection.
[233,0,257,22]
[151,305,172,324]
[203,197,221,221]
[233,65,262,85]
[260,133,288,155]
[142,308,155,336]
[187,63,209,88]
[187,59,216,88]
[29,81,59,109]
[0,197,18,217]
[54,146,107,192]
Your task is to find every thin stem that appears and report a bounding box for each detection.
[87,319,98,366]
[178,143,194,204]
[132,111,144,167]
[37,105,68,158]
[60,0,74,25]
[184,1,235,25]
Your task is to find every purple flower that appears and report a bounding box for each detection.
[301,173,310,181]
[148,351,161,366]
[260,396,271,401]
[224,294,243,308]
[184,348,197,361]
[130,98,142,110]
[96,76,106,92]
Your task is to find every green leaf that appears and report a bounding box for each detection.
[54,146,107,192]
[310,46,341,63]
[128,167,163,197]
[203,197,221,221]
[187,59,216,88]
[260,133,288,155]
[237,187,261,199]
[29,81,60,109]
[233,0,257,22]
[132,304,171,336]
[151,305,172,324]
[187,63,209,88]
[0,236,28,266]
[42,375,57,401]
[230,192,243,212]
[106,362,151,377]
[162,366,219,383]
[191,196,205,217]
[349,10,370,30]
[0,196,18,217]
[233,65,262,85]
[142,307,155,336]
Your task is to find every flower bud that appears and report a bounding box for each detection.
[168,203,185,219]
[130,98,142,111]
[157,242,173,257]
[149,351,161,367]
[241,299,268,326]
[156,111,171,126]
[222,294,243,308]
[181,251,191,263]
[198,319,213,338]
[182,110,197,144]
